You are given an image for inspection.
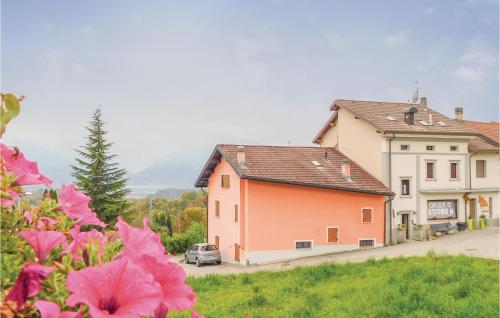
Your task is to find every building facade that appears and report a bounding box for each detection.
[314,99,499,243]
[195,145,392,264]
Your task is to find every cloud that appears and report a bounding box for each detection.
[384,32,410,49]
[423,7,435,15]
[453,67,483,81]
[453,50,497,82]
[324,33,346,50]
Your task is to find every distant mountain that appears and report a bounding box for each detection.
[129,146,212,189]
[149,188,194,200]
[15,143,74,187]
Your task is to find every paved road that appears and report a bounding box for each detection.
[174,226,499,277]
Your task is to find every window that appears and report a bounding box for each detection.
[426,161,435,180]
[427,200,458,220]
[215,200,220,217]
[401,179,410,196]
[202,244,218,251]
[361,208,373,223]
[450,145,458,151]
[359,239,375,248]
[221,175,230,188]
[476,160,486,178]
[400,144,410,151]
[214,236,219,250]
[426,145,434,151]
[234,204,238,222]
[450,161,459,180]
[327,227,339,243]
[295,241,312,249]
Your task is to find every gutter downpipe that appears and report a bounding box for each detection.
[466,152,478,220]
[200,187,208,243]
[387,133,396,245]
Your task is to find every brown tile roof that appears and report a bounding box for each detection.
[462,120,499,145]
[313,99,477,143]
[468,137,499,153]
[195,144,393,196]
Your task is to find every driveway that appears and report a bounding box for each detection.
[175,226,499,277]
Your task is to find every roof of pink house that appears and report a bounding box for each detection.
[195,144,393,196]
[313,99,477,144]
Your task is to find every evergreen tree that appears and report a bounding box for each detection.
[71,108,130,225]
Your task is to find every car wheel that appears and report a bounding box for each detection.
[184,255,190,264]
[216,261,221,265]
[196,258,201,267]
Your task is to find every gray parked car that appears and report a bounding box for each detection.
[185,243,221,267]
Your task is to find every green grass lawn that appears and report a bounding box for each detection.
[171,254,499,318]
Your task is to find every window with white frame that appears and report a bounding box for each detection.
[450,161,459,180]
[426,161,436,180]
[400,144,410,151]
[359,239,375,248]
[401,178,411,196]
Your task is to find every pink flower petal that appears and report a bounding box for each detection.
[116,217,166,261]
[35,300,82,318]
[0,144,52,187]
[66,258,162,318]
[136,255,196,311]
[6,264,53,307]
[20,230,66,264]
[67,226,105,262]
[59,184,106,227]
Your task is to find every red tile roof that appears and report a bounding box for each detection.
[313,99,477,143]
[195,144,393,196]
[468,137,498,153]
[462,120,499,145]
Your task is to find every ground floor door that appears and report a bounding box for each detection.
[470,199,477,226]
[234,243,240,262]
[401,214,410,239]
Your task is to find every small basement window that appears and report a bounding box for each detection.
[295,241,312,249]
[400,144,410,151]
[359,239,375,248]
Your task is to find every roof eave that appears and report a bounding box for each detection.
[241,175,394,196]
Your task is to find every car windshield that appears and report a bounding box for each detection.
[201,244,218,251]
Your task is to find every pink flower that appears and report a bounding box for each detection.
[136,255,196,315]
[59,184,106,227]
[6,263,53,307]
[191,310,205,318]
[24,210,33,224]
[0,144,52,187]
[67,226,105,262]
[36,217,58,230]
[20,230,66,264]
[1,189,20,207]
[35,300,82,318]
[116,217,167,261]
[66,258,162,318]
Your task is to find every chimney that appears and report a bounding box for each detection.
[420,97,428,109]
[237,145,246,167]
[403,107,418,125]
[455,107,463,121]
[341,159,351,180]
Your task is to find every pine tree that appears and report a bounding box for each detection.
[71,108,130,225]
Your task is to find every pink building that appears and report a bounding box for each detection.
[195,145,393,264]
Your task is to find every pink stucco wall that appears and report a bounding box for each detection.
[207,158,241,262]
[245,180,385,251]
[207,159,386,263]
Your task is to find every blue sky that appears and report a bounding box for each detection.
[1,0,498,178]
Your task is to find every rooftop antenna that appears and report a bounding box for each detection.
[288,140,291,146]
[411,81,420,104]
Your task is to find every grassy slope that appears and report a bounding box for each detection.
[171,255,499,318]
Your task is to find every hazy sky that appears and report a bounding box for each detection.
[2,0,498,173]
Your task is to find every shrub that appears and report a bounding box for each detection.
[162,222,206,254]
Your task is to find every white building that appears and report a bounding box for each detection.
[313,98,499,243]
